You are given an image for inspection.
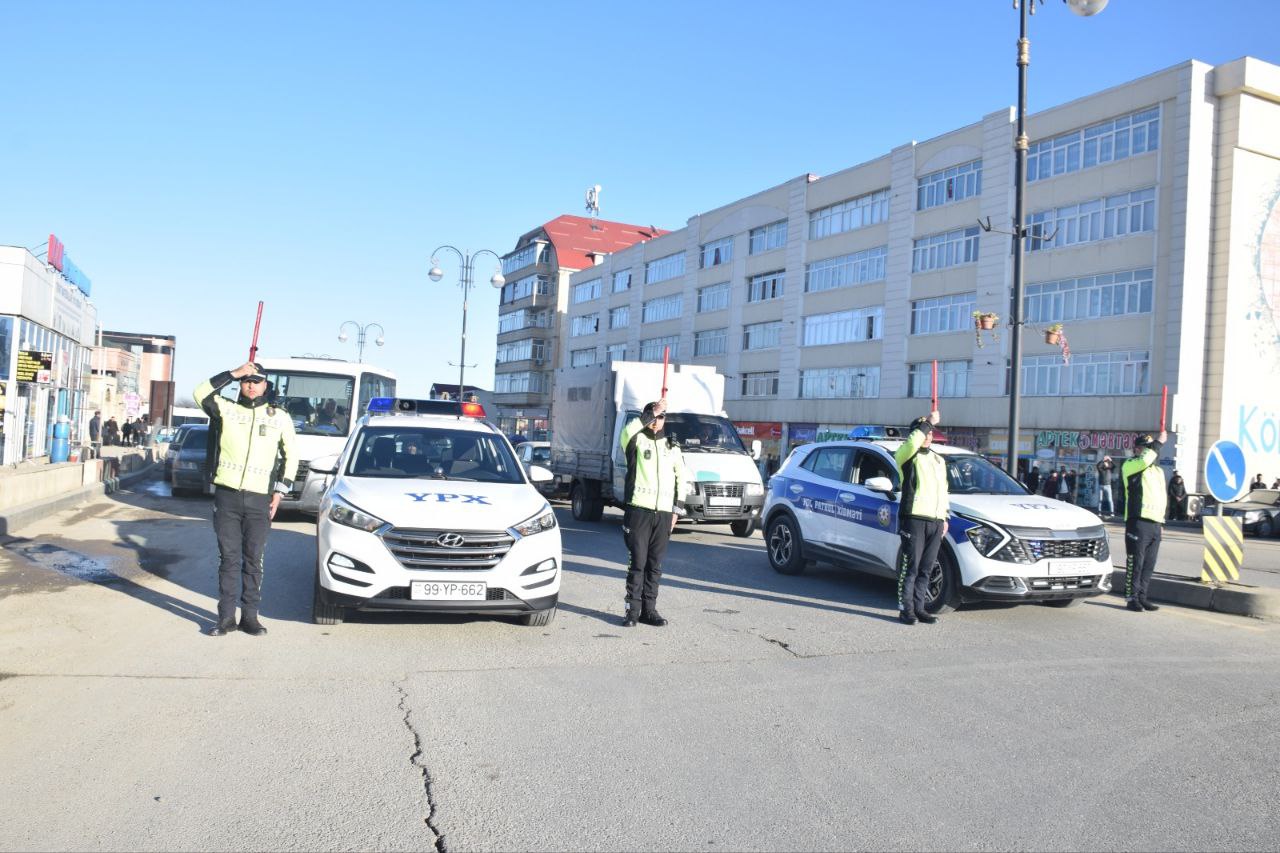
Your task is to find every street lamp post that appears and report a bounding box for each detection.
[428,246,505,399]
[337,321,385,363]
[1004,0,1107,478]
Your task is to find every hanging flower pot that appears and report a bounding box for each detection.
[973,311,1000,331]
[1044,323,1063,345]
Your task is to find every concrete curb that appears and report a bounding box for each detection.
[1108,568,1280,620]
[0,463,160,536]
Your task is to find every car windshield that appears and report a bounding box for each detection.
[346,426,523,483]
[659,414,748,453]
[944,454,1028,495]
[180,429,209,451]
[266,371,356,437]
[529,446,551,464]
[1238,489,1279,506]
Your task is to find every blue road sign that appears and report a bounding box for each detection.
[1204,439,1248,503]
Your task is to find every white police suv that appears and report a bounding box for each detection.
[312,398,561,627]
[763,439,1111,612]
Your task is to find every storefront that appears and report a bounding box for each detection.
[733,420,783,476]
[497,407,549,443]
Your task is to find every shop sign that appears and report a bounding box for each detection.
[987,431,1034,454]
[1035,430,1139,452]
[788,423,818,443]
[943,427,980,452]
[734,421,782,440]
[817,424,856,442]
[47,233,92,296]
[16,350,53,384]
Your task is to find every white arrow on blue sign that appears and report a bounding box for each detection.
[1204,439,1248,503]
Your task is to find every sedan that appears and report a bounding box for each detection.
[1221,489,1280,537]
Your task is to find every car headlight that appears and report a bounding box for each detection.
[328,497,387,533]
[965,521,1007,557]
[1244,510,1264,522]
[746,483,764,497]
[512,506,557,538]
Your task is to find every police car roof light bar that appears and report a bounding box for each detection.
[366,397,486,419]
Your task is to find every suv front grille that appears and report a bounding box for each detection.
[290,460,311,497]
[1022,538,1106,560]
[700,483,744,499]
[381,528,514,570]
[1028,575,1099,591]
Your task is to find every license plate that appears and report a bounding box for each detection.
[707,496,741,507]
[410,581,487,601]
[1047,559,1095,576]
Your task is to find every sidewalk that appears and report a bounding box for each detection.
[0,446,162,536]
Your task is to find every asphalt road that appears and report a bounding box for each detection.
[1,478,1278,852]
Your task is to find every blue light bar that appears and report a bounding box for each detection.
[365,398,486,418]
[367,397,396,413]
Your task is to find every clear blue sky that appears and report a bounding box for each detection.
[1,0,1274,400]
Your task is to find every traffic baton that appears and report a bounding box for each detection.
[1159,384,1168,432]
[661,346,670,399]
[931,359,938,411]
[248,301,264,363]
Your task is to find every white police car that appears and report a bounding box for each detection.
[311,398,561,626]
[763,439,1111,612]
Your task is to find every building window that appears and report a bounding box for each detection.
[640,335,679,362]
[570,314,599,337]
[498,309,548,334]
[496,338,546,364]
[570,347,597,368]
[747,271,784,303]
[909,360,970,398]
[809,189,890,240]
[572,277,602,304]
[1025,188,1156,252]
[742,371,779,397]
[502,243,541,275]
[802,307,883,346]
[912,226,980,273]
[494,371,548,394]
[743,321,782,351]
[501,273,550,304]
[645,253,686,284]
[697,282,730,313]
[805,246,887,293]
[699,237,734,269]
[606,343,627,362]
[749,220,787,254]
[609,305,630,329]
[911,292,977,334]
[694,328,727,356]
[1022,349,1150,396]
[1025,268,1154,323]
[1028,106,1160,183]
[917,160,982,210]
[612,269,632,293]
[799,367,881,399]
[642,294,682,323]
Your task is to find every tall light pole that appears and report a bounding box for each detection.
[1004,0,1107,477]
[428,246,505,399]
[337,321,385,363]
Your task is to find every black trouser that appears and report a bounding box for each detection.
[622,506,672,614]
[1124,518,1162,603]
[213,487,271,623]
[898,516,944,615]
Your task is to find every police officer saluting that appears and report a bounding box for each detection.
[893,410,948,625]
[1121,430,1167,613]
[195,362,298,637]
[618,397,686,628]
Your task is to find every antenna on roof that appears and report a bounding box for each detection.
[585,184,602,230]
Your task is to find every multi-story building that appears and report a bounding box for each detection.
[495,215,663,438]
[94,330,177,425]
[561,57,1280,498]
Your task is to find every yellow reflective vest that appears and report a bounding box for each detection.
[619,413,686,513]
[1121,443,1167,524]
[894,423,949,522]
[195,373,299,495]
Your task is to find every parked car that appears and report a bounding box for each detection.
[162,423,201,478]
[514,441,569,499]
[1221,489,1280,537]
[763,438,1111,613]
[169,425,213,497]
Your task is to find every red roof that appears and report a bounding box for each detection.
[533,215,667,271]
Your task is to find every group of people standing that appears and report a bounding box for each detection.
[88,411,152,448]
[1025,453,1193,522]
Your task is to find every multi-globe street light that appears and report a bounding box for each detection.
[337,321,385,363]
[428,246,505,399]
[1004,0,1107,477]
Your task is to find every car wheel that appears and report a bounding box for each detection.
[571,483,604,522]
[730,519,757,538]
[522,606,556,627]
[1258,517,1275,538]
[312,576,345,625]
[1043,598,1081,608]
[766,514,808,575]
[922,547,961,614]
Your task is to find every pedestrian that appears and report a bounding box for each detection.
[195,361,298,637]
[1251,473,1266,491]
[1026,463,1041,493]
[1121,430,1168,613]
[1056,467,1070,502]
[88,411,102,457]
[1041,469,1059,499]
[893,410,948,626]
[618,397,686,628]
[1096,455,1116,517]
[121,418,133,446]
[104,417,119,446]
[1064,469,1077,504]
[1272,477,1280,489]
[1167,470,1188,521]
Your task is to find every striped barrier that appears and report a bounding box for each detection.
[1201,515,1243,583]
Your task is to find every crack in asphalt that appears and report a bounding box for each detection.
[759,634,804,658]
[397,683,447,853]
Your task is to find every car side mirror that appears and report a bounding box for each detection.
[529,464,554,484]
[751,439,762,461]
[310,453,340,476]
[864,476,896,495]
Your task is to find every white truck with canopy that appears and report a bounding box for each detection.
[550,361,766,536]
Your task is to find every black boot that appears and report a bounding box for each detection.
[238,614,268,636]
[639,611,668,627]
[1126,599,1145,612]
[208,619,237,637]
[916,612,938,624]
[898,611,917,625]
[622,614,638,628]
[1140,600,1160,611]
